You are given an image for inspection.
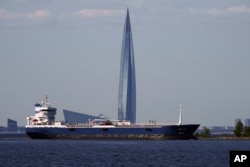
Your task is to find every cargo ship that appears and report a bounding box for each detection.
[26,97,199,140]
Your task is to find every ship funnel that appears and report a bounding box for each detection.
[178,104,182,125]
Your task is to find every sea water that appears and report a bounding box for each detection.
[0,139,249,167]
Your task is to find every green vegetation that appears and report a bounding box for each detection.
[194,132,200,138]
[234,121,250,137]
[234,121,243,137]
[194,122,250,140]
[199,127,211,138]
[242,126,250,137]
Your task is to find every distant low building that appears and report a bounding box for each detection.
[196,126,234,136]
[0,119,25,133]
[7,119,18,132]
[244,119,250,126]
[235,119,242,125]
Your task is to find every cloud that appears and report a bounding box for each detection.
[205,5,250,16]
[227,6,250,13]
[205,8,227,16]
[0,9,15,20]
[132,0,144,7]
[75,9,125,18]
[25,10,50,21]
[0,9,50,21]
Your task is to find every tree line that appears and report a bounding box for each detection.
[234,121,250,137]
[194,121,250,139]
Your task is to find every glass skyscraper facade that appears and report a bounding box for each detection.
[118,9,136,123]
[63,110,108,124]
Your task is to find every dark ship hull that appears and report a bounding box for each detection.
[26,124,199,140]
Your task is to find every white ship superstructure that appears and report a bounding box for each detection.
[27,96,57,126]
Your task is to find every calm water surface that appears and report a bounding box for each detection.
[0,139,249,167]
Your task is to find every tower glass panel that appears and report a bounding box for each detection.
[118,9,136,123]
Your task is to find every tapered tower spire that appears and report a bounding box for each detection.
[118,9,136,123]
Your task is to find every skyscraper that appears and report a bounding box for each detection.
[118,9,136,123]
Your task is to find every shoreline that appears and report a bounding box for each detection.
[198,136,250,140]
[0,133,28,139]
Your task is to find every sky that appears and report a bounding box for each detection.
[0,0,250,127]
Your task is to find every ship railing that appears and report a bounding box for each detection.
[115,124,161,128]
[66,123,90,128]
[139,122,180,125]
[116,123,179,127]
[26,125,67,128]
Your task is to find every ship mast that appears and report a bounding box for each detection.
[178,104,182,125]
